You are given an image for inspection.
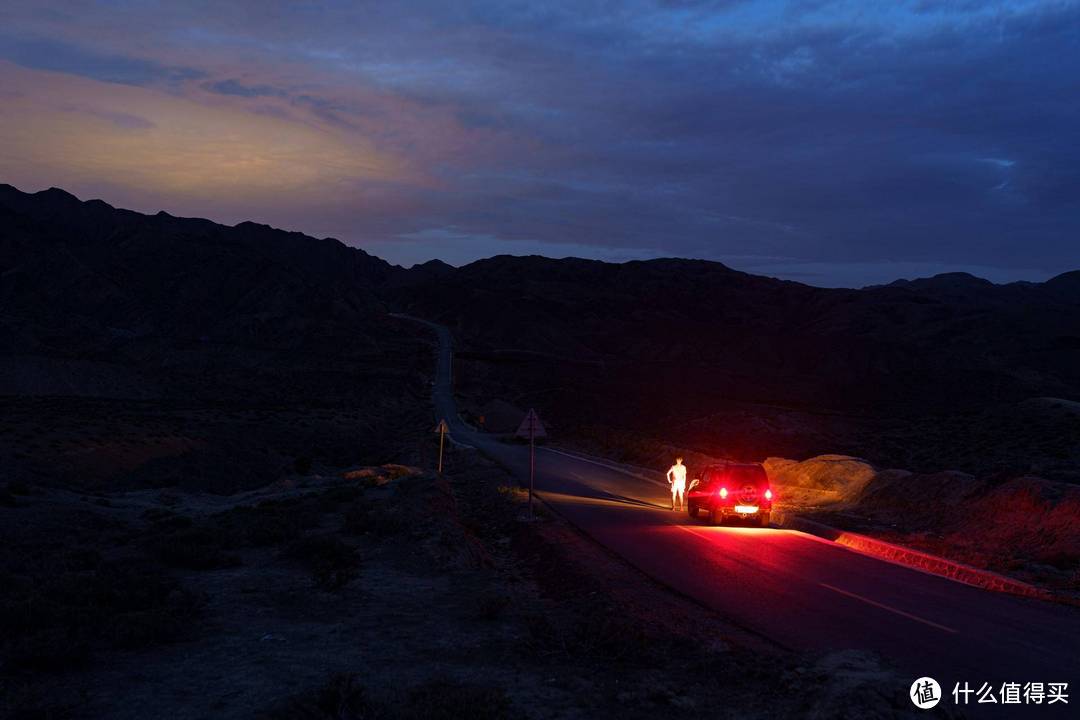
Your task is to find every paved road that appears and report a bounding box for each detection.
[407,316,1080,715]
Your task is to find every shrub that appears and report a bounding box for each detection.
[285,535,359,591]
[144,527,241,570]
[246,512,304,547]
[212,505,304,547]
[261,676,516,720]
[5,627,91,672]
[398,679,515,720]
[0,678,80,719]
[341,465,421,488]
[380,464,420,481]
[206,499,316,548]
[142,508,194,531]
[567,607,651,660]
[342,502,373,536]
[261,673,384,720]
[475,594,511,621]
[0,561,201,673]
[317,485,364,509]
[524,603,653,662]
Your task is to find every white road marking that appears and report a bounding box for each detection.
[542,447,669,488]
[674,524,958,634]
[819,583,958,634]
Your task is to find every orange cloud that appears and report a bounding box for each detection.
[0,60,415,222]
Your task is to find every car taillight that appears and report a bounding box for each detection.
[719,487,728,498]
[764,488,773,500]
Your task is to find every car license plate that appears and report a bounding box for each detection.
[734,505,759,514]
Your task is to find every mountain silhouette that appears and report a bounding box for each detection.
[3,183,1078,416]
[392,253,1080,415]
[0,184,405,401]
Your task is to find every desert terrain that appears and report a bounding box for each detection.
[2,184,1077,717]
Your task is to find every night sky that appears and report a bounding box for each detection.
[2,1,1078,287]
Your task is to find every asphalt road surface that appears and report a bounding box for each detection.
[405,316,1080,716]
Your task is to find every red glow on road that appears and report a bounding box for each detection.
[679,525,776,537]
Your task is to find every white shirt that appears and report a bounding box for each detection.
[668,464,686,485]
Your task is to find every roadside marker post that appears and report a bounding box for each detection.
[515,409,547,518]
[433,418,450,474]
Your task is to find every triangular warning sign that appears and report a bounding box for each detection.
[433,419,450,434]
[515,408,547,439]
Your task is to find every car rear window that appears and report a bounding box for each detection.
[727,466,768,487]
[701,467,725,485]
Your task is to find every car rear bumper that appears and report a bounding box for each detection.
[716,504,770,518]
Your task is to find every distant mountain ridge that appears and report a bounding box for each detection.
[395,252,1080,404]
[0,184,409,401]
[2,183,1079,415]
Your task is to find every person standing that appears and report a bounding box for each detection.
[667,456,687,511]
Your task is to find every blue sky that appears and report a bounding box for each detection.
[1,1,1078,286]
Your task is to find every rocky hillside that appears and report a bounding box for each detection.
[0,185,433,491]
[394,254,1080,415]
[0,184,419,403]
[7,183,1076,413]
[392,257,1080,480]
[3,183,1077,482]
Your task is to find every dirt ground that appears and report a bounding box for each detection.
[0,439,935,719]
[0,395,430,494]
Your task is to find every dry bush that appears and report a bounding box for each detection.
[316,485,365,509]
[0,679,81,720]
[208,500,309,548]
[524,602,656,663]
[341,500,375,536]
[5,481,32,495]
[143,526,242,571]
[342,464,422,487]
[0,559,201,673]
[284,535,360,591]
[396,679,515,720]
[141,507,193,531]
[474,594,511,621]
[380,464,421,480]
[262,673,385,720]
[262,675,516,720]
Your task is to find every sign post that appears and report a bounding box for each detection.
[515,409,547,518]
[433,418,450,474]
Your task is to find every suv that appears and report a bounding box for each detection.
[686,463,773,527]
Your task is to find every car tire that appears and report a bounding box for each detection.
[759,512,771,528]
[687,503,697,519]
[710,507,723,526]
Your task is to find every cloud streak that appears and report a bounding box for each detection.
[0,0,1077,286]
